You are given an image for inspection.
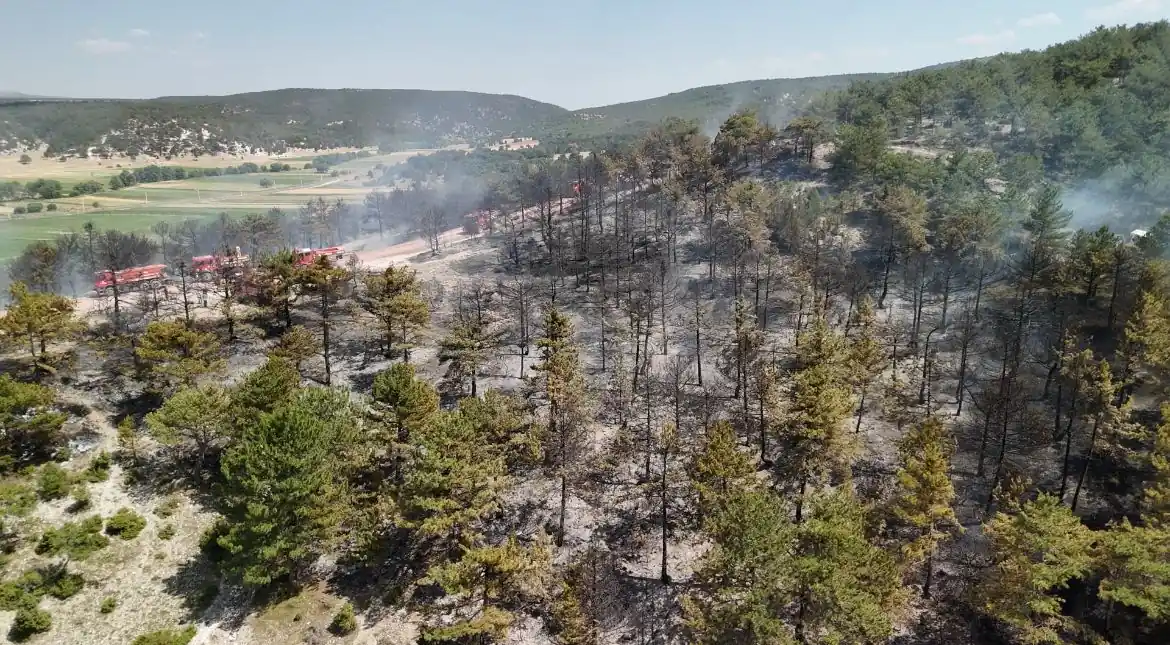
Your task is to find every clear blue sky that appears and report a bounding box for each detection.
[2,0,1167,109]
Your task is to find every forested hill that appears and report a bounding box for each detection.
[817,21,1170,213]
[534,72,891,145]
[0,89,568,157]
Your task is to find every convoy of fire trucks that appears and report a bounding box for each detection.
[91,245,348,296]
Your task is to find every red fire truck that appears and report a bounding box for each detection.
[191,246,249,279]
[292,246,346,267]
[93,264,168,295]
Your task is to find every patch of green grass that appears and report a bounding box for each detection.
[130,626,196,645]
[9,605,51,641]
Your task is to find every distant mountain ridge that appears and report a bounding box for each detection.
[0,61,974,158]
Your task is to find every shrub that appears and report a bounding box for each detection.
[45,203,57,211]
[155,496,180,518]
[83,452,111,482]
[158,524,176,541]
[36,516,109,559]
[303,162,313,169]
[25,202,43,214]
[130,626,196,645]
[0,481,37,517]
[91,201,100,208]
[258,177,273,188]
[46,573,84,600]
[37,464,69,500]
[0,583,35,611]
[329,602,357,635]
[105,508,146,540]
[100,596,117,613]
[9,606,51,641]
[68,484,91,512]
[13,206,26,214]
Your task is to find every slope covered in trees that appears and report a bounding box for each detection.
[0,89,568,157]
[816,21,1170,223]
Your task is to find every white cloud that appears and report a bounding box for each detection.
[129,28,150,37]
[1017,12,1062,27]
[956,29,1016,46]
[1086,0,1165,22]
[76,38,133,54]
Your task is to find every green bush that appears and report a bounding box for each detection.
[0,481,37,517]
[99,596,117,613]
[258,177,274,188]
[36,464,69,500]
[130,626,196,645]
[68,484,91,512]
[329,602,357,635]
[25,202,43,214]
[158,524,176,541]
[105,508,146,540]
[0,582,35,611]
[155,496,180,518]
[45,203,57,212]
[46,572,84,600]
[9,606,51,641]
[36,516,109,559]
[83,452,111,483]
[12,206,26,215]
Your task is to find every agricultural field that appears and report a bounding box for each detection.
[0,149,438,260]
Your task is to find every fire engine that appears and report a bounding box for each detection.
[191,246,249,279]
[292,246,347,267]
[93,264,168,295]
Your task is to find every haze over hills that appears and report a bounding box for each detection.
[0,60,962,158]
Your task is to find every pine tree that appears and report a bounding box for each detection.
[362,265,430,361]
[420,533,551,644]
[533,307,591,547]
[458,391,540,470]
[439,320,494,397]
[1096,519,1170,628]
[1146,407,1170,526]
[395,409,508,545]
[684,488,794,645]
[293,257,349,386]
[0,282,79,367]
[1122,290,1170,388]
[777,317,855,523]
[688,420,756,519]
[372,362,439,441]
[979,494,1095,644]
[135,320,225,393]
[551,578,595,645]
[890,416,960,598]
[0,376,66,471]
[789,489,906,644]
[145,385,231,477]
[270,325,319,375]
[229,356,302,434]
[217,387,358,587]
[847,295,884,434]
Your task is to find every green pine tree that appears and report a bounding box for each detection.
[145,385,231,477]
[420,533,551,643]
[372,362,439,441]
[688,420,756,519]
[135,320,225,393]
[217,387,359,586]
[979,494,1096,644]
[890,416,960,598]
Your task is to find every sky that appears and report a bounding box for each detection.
[2,0,1170,109]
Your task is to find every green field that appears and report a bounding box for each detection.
[0,153,409,260]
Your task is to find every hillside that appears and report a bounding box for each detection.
[534,72,890,145]
[0,89,568,157]
[816,21,1170,222]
